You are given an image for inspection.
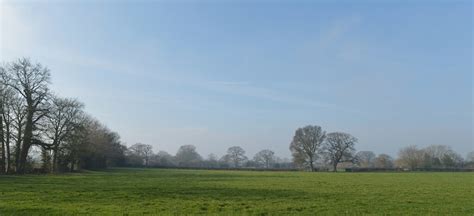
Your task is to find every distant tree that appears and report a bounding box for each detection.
[225,146,247,168]
[155,151,175,167]
[254,149,275,168]
[203,153,219,168]
[207,153,218,162]
[219,154,232,168]
[129,143,153,167]
[467,152,474,162]
[244,159,257,168]
[440,150,463,168]
[289,125,326,171]
[465,151,474,168]
[355,151,376,168]
[125,149,144,167]
[421,145,449,168]
[397,145,424,170]
[322,132,357,172]
[273,157,294,169]
[421,145,463,168]
[374,154,394,168]
[175,145,202,167]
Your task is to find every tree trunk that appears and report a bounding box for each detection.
[52,148,57,173]
[14,125,22,173]
[17,110,33,174]
[70,160,75,172]
[52,141,59,173]
[18,145,30,174]
[0,115,5,174]
[333,162,338,172]
[309,157,314,172]
[5,122,11,173]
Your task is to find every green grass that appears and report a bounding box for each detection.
[0,168,472,215]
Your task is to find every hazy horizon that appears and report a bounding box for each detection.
[1,0,472,158]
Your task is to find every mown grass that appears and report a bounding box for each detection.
[0,168,472,215]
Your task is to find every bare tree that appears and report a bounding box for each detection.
[374,154,394,168]
[355,151,376,168]
[0,84,4,174]
[0,67,8,173]
[254,149,275,168]
[289,125,326,171]
[10,93,26,172]
[323,132,357,172]
[0,87,16,173]
[43,96,84,172]
[2,65,23,173]
[465,151,474,168]
[421,145,463,168]
[421,145,450,168]
[3,58,51,173]
[466,152,474,163]
[397,145,423,170]
[440,150,463,168]
[225,146,247,168]
[129,143,154,167]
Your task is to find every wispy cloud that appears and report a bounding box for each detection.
[200,80,338,109]
[302,14,366,64]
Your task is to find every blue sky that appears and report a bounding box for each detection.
[1,0,472,158]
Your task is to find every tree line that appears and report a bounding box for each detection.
[1,59,472,174]
[124,125,473,172]
[125,143,293,169]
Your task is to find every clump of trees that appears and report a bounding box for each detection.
[396,145,466,170]
[288,125,472,172]
[254,149,275,168]
[289,125,358,172]
[1,58,126,174]
[126,143,153,167]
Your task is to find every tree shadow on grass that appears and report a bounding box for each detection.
[0,206,64,215]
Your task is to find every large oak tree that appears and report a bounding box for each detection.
[290,125,326,171]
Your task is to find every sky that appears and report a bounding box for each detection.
[1,0,472,159]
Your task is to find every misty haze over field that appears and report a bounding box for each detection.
[1,0,472,158]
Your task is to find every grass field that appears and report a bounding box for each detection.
[0,168,473,215]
